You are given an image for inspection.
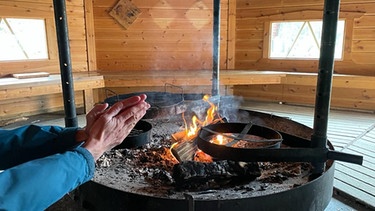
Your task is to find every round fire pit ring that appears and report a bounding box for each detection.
[196,122,283,161]
[115,120,152,149]
[78,109,336,211]
[200,122,282,146]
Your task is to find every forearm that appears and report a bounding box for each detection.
[0,125,81,169]
[0,147,95,210]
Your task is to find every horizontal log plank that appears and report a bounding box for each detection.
[0,74,105,113]
[101,70,286,88]
[2,70,375,118]
[283,73,375,89]
[0,92,84,120]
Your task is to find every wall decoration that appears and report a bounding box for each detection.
[109,0,141,30]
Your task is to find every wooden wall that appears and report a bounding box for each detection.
[0,0,92,121]
[93,0,230,71]
[234,0,375,111]
[2,0,375,120]
[0,92,84,122]
[235,0,375,76]
[0,0,89,76]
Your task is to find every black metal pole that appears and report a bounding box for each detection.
[212,0,220,96]
[53,0,78,127]
[311,0,340,175]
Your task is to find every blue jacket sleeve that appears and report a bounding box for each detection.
[0,125,79,169]
[0,146,95,211]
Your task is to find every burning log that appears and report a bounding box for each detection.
[172,160,261,189]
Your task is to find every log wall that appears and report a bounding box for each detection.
[235,0,375,76]
[234,0,375,111]
[1,0,375,120]
[0,0,93,121]
[93,0,230,71]
[0,0,90,76]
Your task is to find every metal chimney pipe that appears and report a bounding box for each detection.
[212,0,221,96]
[311,0,341,175]
[53,0,78,127]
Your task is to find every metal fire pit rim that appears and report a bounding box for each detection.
[79,109,335,211]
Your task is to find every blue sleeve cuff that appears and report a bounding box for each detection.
[73,147,95,181]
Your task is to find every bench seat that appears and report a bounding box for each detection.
[0,73,105,113]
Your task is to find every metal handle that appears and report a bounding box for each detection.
[327,150,363,165]
[226,122,253,146]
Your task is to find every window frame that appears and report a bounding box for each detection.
[0,17,51,62]
[258,10,364,71]
[267,19,346,61]
[0,6,58,75]
[0,17,58,64]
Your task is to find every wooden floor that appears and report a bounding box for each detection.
[241,101,375,209]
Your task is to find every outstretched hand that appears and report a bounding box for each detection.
[83,94,150,160]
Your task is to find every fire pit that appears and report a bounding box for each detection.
[77,99,337,211]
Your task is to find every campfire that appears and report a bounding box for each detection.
[168,95,289,189]
[170,94,224,163]
[95,95,310,192]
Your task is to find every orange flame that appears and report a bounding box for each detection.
[171,95,224,163]
[211,134,224,145]
[180,95,222,141]
[186,115,199,138]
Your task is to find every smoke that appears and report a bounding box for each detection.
[184,94,248,123]
[217,95,249,122]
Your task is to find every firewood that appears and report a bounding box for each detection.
[172,160,261,188]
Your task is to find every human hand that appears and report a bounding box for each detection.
[83,94,150,160]
[75,102,109,143]
[86,103,109,134]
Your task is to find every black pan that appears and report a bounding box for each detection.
[105,91,204,119]
[115,120,152,149]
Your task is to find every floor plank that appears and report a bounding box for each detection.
[335,163,375,186]
[334,179,375,208]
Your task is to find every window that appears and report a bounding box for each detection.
[0,18,48,61]
[269,20,345,60]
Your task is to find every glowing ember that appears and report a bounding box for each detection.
[211,134,225,145]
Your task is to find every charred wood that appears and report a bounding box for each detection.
[172,160,261,189]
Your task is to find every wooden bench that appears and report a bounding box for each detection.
[232,71,375,111]
[0,73,105,116]
[282,72,375,89]
[97,70,286,100]
[101,70,286,87]
[100,70,375,111]
[2,70,373,120]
